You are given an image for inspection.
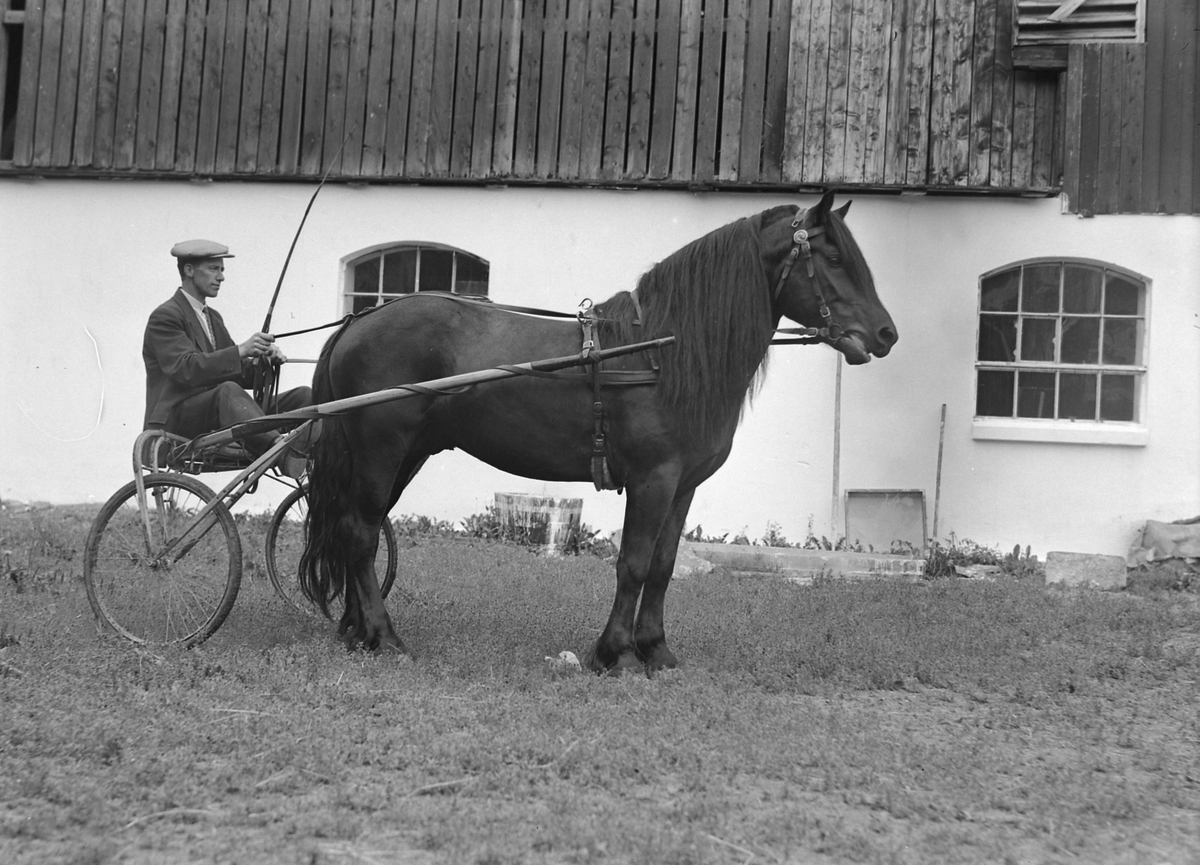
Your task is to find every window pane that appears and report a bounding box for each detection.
[1060,317,1100,365]
[419,249,454,291]
[1016,371,1056,418]
[981,270,1019,312]
[1103,318,1142,366]
[1100,374,1136,421]
[351,294,377,314]
[979,314,1016,361]
[1059,373,1097,420]
[382,250,417,294]
[1063,265,1102,313]
[1104,272,1142,315]
[1022,263,1060,313]
[455,255,490,296]
[353,257,380,295]
[1020,318,1057,361]
[976,370,1015,417]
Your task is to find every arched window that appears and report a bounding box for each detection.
[343,243,490,315]
[975,259,1147,425]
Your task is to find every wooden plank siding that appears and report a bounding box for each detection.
[1,0,1195,214]
[1061,0,1197,214]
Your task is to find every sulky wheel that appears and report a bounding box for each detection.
[264,484,401,615]
[83,473,242,648]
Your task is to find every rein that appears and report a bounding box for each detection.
[270,293,583,341]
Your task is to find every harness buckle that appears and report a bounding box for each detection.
[578,297,598,360]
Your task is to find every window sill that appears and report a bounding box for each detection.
[972,418,1148,446]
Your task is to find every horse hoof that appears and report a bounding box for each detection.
[582,646,607,674]
[377,636,408,656]
[583,645,642,676]
[340,630,408,655]
[607,652,644,676]
[641,643,679,672]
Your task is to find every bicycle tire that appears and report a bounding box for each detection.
[83,473,242,647]
[264,485,401,615]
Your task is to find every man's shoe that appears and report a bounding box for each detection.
[279,451,307,480]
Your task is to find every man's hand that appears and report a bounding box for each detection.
[238,332,276,359]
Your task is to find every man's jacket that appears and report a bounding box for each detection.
[143,289,253,428]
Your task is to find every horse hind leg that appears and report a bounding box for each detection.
[337,511,406,653]
[337,446,433,653]
[633,488,695,672]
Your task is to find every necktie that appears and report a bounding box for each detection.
[199,307,215,346]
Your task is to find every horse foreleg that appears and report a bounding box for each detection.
[585,469,680,675]
[633,487,695,671]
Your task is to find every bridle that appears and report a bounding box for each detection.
[770,207,846,347]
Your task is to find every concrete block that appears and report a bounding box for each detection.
[678,541,925,583]
[671,544,715,579]
[1045,551,1127,590]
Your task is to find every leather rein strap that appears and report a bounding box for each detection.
[770,207,845,347]
[271,293,582,340]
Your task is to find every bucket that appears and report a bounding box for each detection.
[494,493,583,557]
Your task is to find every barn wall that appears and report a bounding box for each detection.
[3,178,1197,558]
[2,0,1065,194]
[1063,0,1200,215]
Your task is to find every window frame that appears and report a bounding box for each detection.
[972,257,1150,447]
[341,242,490,315]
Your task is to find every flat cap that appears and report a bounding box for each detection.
[170,239,234,260]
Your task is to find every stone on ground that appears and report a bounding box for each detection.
[1045,551,1127,590]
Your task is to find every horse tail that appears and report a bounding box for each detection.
[298,331,355,619]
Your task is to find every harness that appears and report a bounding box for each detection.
[290,290,656,493]
[769,207,845,347]
[573,296,658,492]
[266,207,847,492]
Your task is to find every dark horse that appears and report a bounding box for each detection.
[299,192,897,672]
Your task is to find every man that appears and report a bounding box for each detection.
[143,239,312,478]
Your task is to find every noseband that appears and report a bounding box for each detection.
[770,207,845,346]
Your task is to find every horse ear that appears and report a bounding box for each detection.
[835,201,851,217]
[815,190,837,220]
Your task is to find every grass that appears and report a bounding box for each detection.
[1,501,1198,865]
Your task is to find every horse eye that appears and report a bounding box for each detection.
[828,252,842,267]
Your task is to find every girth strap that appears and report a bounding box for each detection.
[578,300,620,492]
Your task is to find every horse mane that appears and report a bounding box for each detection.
[596,207,789,447]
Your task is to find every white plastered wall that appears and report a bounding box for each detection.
[2,179,1197,557]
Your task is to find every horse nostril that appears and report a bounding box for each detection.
[878,325,898,346]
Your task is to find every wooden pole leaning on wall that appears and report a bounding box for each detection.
[831,354,843,541]
[932,403,947,541]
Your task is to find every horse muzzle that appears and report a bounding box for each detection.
[837,321,897,363]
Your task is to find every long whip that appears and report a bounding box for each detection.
[261,129,354,334]
[254,130,353,407]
